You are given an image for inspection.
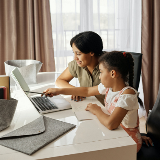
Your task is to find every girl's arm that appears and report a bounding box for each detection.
[86,105,128,130]
[86,89,136,130]
[96,107,128,130]
[44,85,100,97]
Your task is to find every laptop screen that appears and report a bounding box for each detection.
[11,67,30,94]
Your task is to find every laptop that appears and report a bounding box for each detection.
[11,68,72,114]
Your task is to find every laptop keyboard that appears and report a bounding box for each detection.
[30,97,58,111]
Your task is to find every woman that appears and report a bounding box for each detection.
[55,31,105,105]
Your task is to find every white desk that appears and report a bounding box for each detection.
[0,72,137,160]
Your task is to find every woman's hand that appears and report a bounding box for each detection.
[71,95,86,102]
[141,136,154,146]
[85,103,102,115]
[42,88,59,97]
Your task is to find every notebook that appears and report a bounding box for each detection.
[10,68,72,114]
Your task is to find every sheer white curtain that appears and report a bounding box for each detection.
[50,0,141,71]
[49,0,145,117]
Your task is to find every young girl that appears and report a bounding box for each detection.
[44,51,142,152]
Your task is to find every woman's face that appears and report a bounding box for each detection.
[72,43,93,67]
[99,63,113,88]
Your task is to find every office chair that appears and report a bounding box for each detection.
[137,84,160,160]
[130,52,142,90]
[121,52,142,90]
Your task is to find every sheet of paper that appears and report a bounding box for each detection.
[63,96,109,121]
[74,111,96,121]
[68,96,104,112]
[74,106,110,121]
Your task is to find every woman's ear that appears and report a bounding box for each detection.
[90,52,94,57]
[111,70,116,78]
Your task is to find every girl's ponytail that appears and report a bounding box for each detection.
[125,52,144,109]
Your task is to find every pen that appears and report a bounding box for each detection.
[24,91,45,95]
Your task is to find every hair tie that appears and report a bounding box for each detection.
[123,52,126,57]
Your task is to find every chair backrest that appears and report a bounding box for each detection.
[130,52,142,90]
[122,52,142,90]
[146,84,160,143]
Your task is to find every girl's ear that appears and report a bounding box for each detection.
[111,70,116,78]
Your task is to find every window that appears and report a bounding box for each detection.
[50,0,141,72]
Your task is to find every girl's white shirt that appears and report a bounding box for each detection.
[98,83,139,128]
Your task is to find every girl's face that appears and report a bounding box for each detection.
[99,63,113,88]
[72,43,94,67]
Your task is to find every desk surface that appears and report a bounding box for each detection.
[0,72,137,160]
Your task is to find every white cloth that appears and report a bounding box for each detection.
[98,83,139,128]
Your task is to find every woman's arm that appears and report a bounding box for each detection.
[44,85,100,97]
[55,67,75,88]
[86,105,128,130]
[55,67,84,101]
[55,67,89,101]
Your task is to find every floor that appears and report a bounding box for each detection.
[139,116,146,133]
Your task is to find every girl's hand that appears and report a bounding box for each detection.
[85,103,101,115]
[71,95,86,102]
[141,136,153,146]
[42,88,59,97]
